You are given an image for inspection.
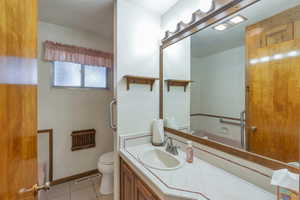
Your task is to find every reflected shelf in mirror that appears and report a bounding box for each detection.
[165,79,193,92]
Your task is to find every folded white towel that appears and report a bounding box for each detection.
[271,169,299,192]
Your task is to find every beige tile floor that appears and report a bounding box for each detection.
[40,175,113,200]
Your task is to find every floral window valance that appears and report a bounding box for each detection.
[43,41,113,68]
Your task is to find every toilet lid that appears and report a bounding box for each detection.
[100,152,114,165]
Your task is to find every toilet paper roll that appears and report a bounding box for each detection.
[152,119,164,145]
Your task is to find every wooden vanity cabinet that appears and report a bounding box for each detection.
[120,159,135,200]
[120,158,161,200]
[135,178,158,200]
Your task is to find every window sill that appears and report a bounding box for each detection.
[50,86,110,91]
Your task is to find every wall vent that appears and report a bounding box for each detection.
[71,129,96,151]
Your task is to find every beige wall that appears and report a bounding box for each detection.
[38,21,114,180]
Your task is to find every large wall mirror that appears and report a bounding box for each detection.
[162,0,300,171]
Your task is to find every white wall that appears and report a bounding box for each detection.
[163,37,191,129]
[191,46,245,141]
[38,22,114,180]
[114,1,161,199]
[116,0,161,136]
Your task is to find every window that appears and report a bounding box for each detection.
[53,61,108,89]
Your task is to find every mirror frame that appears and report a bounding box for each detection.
[159,0,299,173]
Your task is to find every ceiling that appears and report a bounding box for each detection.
[39,0,179,41]
[39,0,114,40]
[191,0,300,58]
[128,0,179,15]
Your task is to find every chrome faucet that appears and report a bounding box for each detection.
[165,136,179,156]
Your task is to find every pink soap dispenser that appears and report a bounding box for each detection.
[186,141,194,163]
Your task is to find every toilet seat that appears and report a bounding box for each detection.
[99,152,114,165]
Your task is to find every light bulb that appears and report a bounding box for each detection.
[199,0,214,13]
[181,15,191,24]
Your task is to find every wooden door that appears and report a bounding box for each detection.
[120,160,135,200]
[246,5,300,163]
[0,0,38,200]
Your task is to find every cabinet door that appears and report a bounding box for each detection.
[120,160,135,200]
[135,179,157,200]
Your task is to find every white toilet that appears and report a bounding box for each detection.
[97,152,114,195]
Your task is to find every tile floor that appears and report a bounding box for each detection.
[40,174,113,200]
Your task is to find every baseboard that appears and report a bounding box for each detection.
[51,169,100,186]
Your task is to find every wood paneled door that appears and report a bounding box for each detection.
[246,5,300,163]
[0,0,41,200]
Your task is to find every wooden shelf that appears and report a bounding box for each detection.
[165,79,192,92]
[124,75,159,91]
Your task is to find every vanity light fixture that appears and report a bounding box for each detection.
[213,23,229,31]
[163,0,216,41]
[229,15,247,24]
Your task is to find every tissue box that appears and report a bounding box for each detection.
[277,187,299,200]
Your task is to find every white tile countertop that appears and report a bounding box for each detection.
[119,134,276,200]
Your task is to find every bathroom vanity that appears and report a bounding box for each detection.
[119,134,275,200]
[120,0,300,199]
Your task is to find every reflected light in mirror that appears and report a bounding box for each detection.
[198,0,214,13]
[250,51,300,65]
[273,54,284,60]
[260,56,270,62]
[213,23,228,31]
[229,15,247,24]
[250,59,259,65]
[287,51,298,57]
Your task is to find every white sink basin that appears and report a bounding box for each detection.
[138,149,184,171]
